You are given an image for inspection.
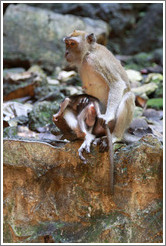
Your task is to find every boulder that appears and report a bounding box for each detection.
[3,4,109,73]
[3,135,163,243]
[124,3,163,54]
[98,3,135,35]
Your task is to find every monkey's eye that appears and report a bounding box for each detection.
[69,41,76,47]
[68,40,77,47]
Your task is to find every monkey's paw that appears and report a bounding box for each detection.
[78,134,95,164]
[93,137,108,152]
[78,145,88,164]
[99,137,108,152]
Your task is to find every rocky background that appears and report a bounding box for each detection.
[3,3,163,244]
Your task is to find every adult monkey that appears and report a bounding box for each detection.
[63,30,135,194]
[63,30,135,141]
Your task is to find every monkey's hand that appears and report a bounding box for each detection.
[77,97,90,112]
[93,136,108,152]
[78,133,95,164]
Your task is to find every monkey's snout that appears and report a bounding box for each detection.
[65,51,69,59]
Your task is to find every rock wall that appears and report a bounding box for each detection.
[3,135,163,243]
[3,4,108,73]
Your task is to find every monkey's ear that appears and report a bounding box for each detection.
[86,33,96,44]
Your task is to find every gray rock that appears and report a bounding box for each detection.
[29,3,100,19]
[4,4,109,73]
[99,3,135,34]
[153,48,163,66]
[124,3,163,54]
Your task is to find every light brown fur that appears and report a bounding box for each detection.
[64,30,135,143]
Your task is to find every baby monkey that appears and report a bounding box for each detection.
[53,94,115,194]
[53,94,106,163]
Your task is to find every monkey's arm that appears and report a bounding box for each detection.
[90,54,128,124]
[99,80,127,125]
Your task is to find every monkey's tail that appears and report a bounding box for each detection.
[106,125,114,195]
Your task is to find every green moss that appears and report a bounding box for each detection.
[133,52,154,66]
[3,220,13,243]
[147,98,163,109]
[154,85,163,98]
[16,221,66,243]
[3,126,18,139]
[124,52,158,70]
[28,101,60,131]
[124,63,142,71]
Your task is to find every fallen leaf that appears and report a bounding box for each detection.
[135,95,147,108]
[6,71,34,82]
[3,82,36,101]
[3,102,33,122]
[57,70,77,82]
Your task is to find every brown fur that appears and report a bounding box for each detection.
[63,30,136,194]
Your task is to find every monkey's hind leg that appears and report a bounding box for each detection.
[53,109,85,140]
[63,109,85,139]
[77,104,96,163]
[53,97,70,121]
[112,92,135,143]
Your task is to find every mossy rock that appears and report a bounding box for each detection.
[124,52,156,70]
[144,73,163,98]
[28,101,60,131]
[145,73,163,84]
[133,106,144,118]
[3,126,18,139]
[154,85,163,98]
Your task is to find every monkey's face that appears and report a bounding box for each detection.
[64,37,81,63]
[63,30,96,65]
